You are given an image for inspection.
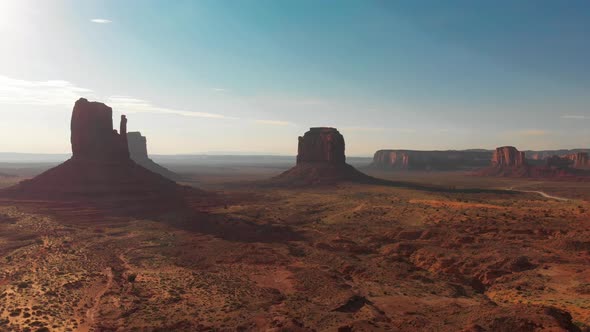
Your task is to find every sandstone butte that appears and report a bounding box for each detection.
[127,131,181,181]
[273,127,372,185]
[1,98,192,211]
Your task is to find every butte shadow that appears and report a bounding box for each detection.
[0,98,200,217]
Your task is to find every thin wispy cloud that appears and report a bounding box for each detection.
[515,129,549,137]
[0,75,236,120]
[340,126,387,132]
[108,96,237,120]
[90,19,112,24]
[211,88,227,92]
[561,115,589,120]
[254,119,293,126]
[0,75,92,106]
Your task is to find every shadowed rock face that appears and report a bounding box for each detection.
[492,146,526,167]
[371,150,491,171]
[127,131,181,181]
[127,132,149,160]
[71,98,129,161]
[2,99,192,207]
[297,127,345,165]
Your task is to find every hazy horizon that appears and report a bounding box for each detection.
[1,0,589,155]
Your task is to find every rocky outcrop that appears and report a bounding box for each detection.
[2,98,192,210]
[371,150,491,171]
[71,98,129,161]
[297,127,346,165]
[127,132,181,181]
[492,146,527,168]
[273,127,372,185]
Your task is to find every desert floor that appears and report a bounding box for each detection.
[0,164,589,331]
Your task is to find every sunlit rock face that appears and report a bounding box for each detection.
[492,146,527,168]
[296,127,346,165]
[70,98,129,161]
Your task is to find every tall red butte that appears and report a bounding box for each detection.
[273,127,372,185]
[2,98,190,209]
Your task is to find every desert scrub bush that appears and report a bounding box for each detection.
[127,273,137,283]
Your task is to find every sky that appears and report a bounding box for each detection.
[0,0,589,156]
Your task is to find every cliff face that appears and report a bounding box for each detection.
[568,152,589,168]
[492,146,527,167]
[371,150,491,171]
[71,98,129,161]
[297,127,345,165]
[127,132,149,160]
[127,131,181,181]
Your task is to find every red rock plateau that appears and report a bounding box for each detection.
[127,131,181,181]
[273,127,373,185]
[371,149,491,171]
[0,98,193,213]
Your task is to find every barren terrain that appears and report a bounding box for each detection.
[1,165,590,331]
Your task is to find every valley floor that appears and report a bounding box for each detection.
[1,168,590,330]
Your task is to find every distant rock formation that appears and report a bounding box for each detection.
[478,146,590,179]
[127,132,181,181]
[492,146,527,168]
[546,155,574,169]
[1,98,193,210]
[272,127,372,185]
[567,152,589,168]
[371,150,491,171]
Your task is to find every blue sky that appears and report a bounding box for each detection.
[0,0,589,155]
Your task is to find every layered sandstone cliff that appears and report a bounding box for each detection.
[492,146,527,167]
[371,150,491,171]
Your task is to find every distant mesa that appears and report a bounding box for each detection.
[371,150,491,171]
[477,146,590,179]
[1,98,193,209]
[127,131,181,181]
[272,127,373,185]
